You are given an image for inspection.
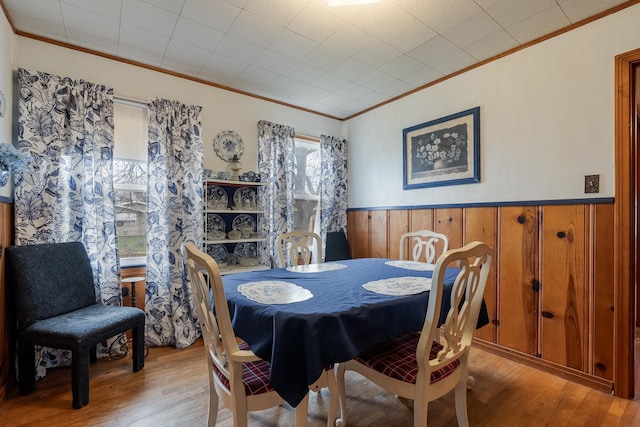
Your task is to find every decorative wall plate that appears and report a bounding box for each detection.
[233,187,256,209]
[207,184,228,209]
[207,213,226,233]
[213,130,243,162]
[231,214,255,231]
[234,242,257,259]
[207,244,228,265]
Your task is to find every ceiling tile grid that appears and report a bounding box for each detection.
[3,0,632,119]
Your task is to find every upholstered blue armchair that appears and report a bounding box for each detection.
[6,242,145,408]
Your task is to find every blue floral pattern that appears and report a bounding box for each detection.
[145,98,203,349]
[257,120,296,267]
[15,67,120,378]
[319,135,348,256]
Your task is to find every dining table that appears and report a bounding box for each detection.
[221,257,489,407]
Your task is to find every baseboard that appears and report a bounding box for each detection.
[472,339,614,395]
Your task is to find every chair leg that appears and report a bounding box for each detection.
[207,374,219,427]
[294,393,309,427]
[90,345,97,364]
[454,379,469,427]
[17,341,36,395]
[325,367,339,427]
[335,363,347,426]
[71,348,91,409]
[131,324,145,372]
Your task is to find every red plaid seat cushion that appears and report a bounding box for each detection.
[214,340,275,395]
[354,332,460,384]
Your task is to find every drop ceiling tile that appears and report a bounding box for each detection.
[8,12,67,41]
[66,28,118,55]
[338,82,371,99]
[377,79,414,97]
[228,10,283,48]
[266,75,307,97]
[295,84,332,103]
[119,23,171,54]
[215,34,263,63]
[204,52,248,78]
[353,41,402,69]
[181,0,241,32]
[351,2,437,52]
[231,77,267,95]
[268,29,318,60]
[395,0,482,33]
[357,69,396,91]
[401,66,443,87]
[121,0,179,37]
[323,22,372,56]
[330,58,373,81]
[163,39,211,69]
[301,45,348,73]
[407,36,460,66]
[428,47,476,75]
[252,49,297,74]
[506,5,570,44]
[4,0,63,24]
[172,17,225,52]
[312,72,350,92]
[378,54,424,79]
[287,3,344,43]
[284,62,326,84]
[238,64,280,86]
[463,30,518,61]
[243,0,307,27]
[117,42,164,67]
[557,0,627,22]
[442,11,502,48]
[62,0,122,19]
[141,0,185,15]
[482,0,558,28]
[60,3,119,42]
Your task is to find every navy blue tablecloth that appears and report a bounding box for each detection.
[221,258,489,407]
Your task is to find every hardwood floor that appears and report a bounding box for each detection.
[1,339,640,426]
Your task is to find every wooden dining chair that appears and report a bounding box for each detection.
[182,243,310,427]
[336,241,494,427]
[399,230,449,264]
[276,230,323,268]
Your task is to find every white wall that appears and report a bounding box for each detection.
[346,4,640,209]
[14,38,343,175]
[0,10,14,199]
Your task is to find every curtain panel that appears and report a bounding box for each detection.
[14,67,121,377]
[145,98,203,348]
[257,120,296,267]
[319,135,348,248]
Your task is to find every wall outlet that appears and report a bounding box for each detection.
[585,175,599,193]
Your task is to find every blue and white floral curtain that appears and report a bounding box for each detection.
[145,98,203,348]
[14,67,120,377]
[257,120,296,266]
[319,135,348,254]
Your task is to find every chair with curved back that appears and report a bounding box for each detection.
[399,230,449,264]
[276,230,323,268]
[336,241,494,427]
[182,242,309,427]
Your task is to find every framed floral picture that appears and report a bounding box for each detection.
[403,107,480,190]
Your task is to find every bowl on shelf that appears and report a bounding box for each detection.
[227,229,242,240]
[237,256,261,267]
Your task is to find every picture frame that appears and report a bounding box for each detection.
[403,107,480,190]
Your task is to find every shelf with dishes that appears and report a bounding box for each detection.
[203,178,269,274]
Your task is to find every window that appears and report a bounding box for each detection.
[293,138,320,232]
[113,101,148,267]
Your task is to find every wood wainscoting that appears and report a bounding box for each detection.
[347,201,615,392]
[0,202,13,402]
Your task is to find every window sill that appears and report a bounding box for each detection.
[121,256,146,268]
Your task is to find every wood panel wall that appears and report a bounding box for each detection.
[346,201,615,388]
[0,202,13,401]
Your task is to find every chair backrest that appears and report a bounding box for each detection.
[182,243,241,384]
[276,230,323,268]
[418,241,493,376]
[399,230,449,264]
[6,242,97,331]
[324,230,351,262]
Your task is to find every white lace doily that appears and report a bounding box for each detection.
[385,260,435,271]
[286,263,348,273]
[237,281,313,304]
[363,276,432,296]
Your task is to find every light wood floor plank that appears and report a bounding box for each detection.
[1,339,640,426]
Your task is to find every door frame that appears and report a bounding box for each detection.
[614,48,639,398]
